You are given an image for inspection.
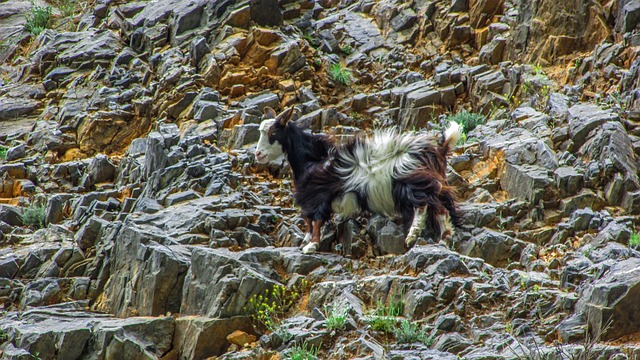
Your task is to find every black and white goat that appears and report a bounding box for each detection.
[255,107,463,254]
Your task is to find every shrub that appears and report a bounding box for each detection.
[339,44,353,55]
[393,319,431,345]
[324,305,349,331]
[24,3,52,36]
[21,204,46,229]
[284,341,320,360]
[445,111,486,145]
[245,279,309,333]
[327,63,351,86]
[0,146,7,160]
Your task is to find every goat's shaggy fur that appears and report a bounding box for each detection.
[255,106,462,254]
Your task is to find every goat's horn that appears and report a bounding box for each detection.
[279,105,296,126]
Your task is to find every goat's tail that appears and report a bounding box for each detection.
[440,122,462,157]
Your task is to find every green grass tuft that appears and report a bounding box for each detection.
[21,204,46,229]
[365,299,403,333]
[445,111,486,144]
[284,341,320,360]
[324,305,349,331]
[24,3,52,36]
[393,319,432,345]
[0,146,7,160]
[327,63,351,86]
[630,232,640,249]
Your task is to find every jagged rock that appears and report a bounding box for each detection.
[19,278,64,308]
[250,0,282,26]
[75,216,109,250]
[0,205,23,227]
[501,164,555,203]
[456,229,523,266]
[0,97,40,121]
[432,332,473,354]
[479,37,506,65]
[0,306,174,359]
[174,316,257,358]
[575,258,640,341]
[5,144,26,162]
[399,246,470,276]
[469,0,503,28]
[390,348,457,360]
[554,166,584,197]
[615,0,640,33]
[567,104,620,148]
[367,216,406,255]
[181,247,280,317]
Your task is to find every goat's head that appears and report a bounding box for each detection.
[255,106,296,164]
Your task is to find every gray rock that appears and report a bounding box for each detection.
[546,92,570,119]
[181,247,280,317]
[367,216,406,255]
[501,164,555,203]
[174,316,257,358]
[390,8,417,32]
[450,0,469,12]
[0,205,23,226]
[615,0,640,33]
[189,35,210,68]
[0,97,40,121]
[479,37,506,65]
[622,190,640,214]
[5,144,26,161]
[19,278,63,308]
[432,332,472,354]
[164,190,201,206]
[567,104,620,148]
[456,229,523,266]
[250,0,282,26]
[399,246,470,276]
[575,258,640,340]
[239,92,280,112]
[102,226,191,316]
[75,216,108,250]
[554,167,584,197]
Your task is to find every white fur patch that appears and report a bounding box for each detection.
[255,119,284,163]
[406,206,427,247]
[331,192,361,218]
[334,130,436,217]
[444,122,462,148]
[302,242,318,254]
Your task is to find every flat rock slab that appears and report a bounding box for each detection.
[568,104,620,148]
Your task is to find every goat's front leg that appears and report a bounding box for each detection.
[405,206,427,248]
[303,217,313,245]
[302,219,323,254]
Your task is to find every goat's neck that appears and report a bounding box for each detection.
[282,128,328,183]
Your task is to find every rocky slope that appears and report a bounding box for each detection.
[1,0,640,359]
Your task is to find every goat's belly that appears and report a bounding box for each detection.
[365,178,397,218]
[331,192,360,218]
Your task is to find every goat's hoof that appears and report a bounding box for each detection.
[405,235,418,249]
[302,242,318,254]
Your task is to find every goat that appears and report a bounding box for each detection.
[255,106,463,254]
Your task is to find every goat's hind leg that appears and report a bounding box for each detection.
[302,219,323,254]
[302,217,313,245]
[405,205,428,249]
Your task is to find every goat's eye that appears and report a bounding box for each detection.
[268,127,274,137]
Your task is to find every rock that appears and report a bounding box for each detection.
[75,216,109,250]
[227,330,257,347]
[19,278,63,308]
[432,332,473,354]
[165,190,201,206]
[399,246,470,276]
[546,92,570,119]
[190,35,210,68]
[567,104,620,148]
[479,37,506,65]
[450,0,469,12]
[5,144,26,162]
[0,97,40,121]
[174,316,257,358]
[0,205,23,226]
[622,190,640,214]
[367,216,406,255]
[389,8,417,32]
[87,154,117,185]
[501,164,555,203]
[180,247,280,317]
[554,166,584,197]
[575,258,640,341]
[469,0,504,28]
[615,0,640,33]
[250,0,283,26]
[456,229,523,266]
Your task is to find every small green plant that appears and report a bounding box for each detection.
[0,146,7,160]
[285,341,320,360]
[630,232,640,249]
[533,63,544,76]
[327,63,351,86]
[365,299,403,333]
[24,3,52,36]
[302,33,319,48]
[445,111,486,144]
[324,305,349,331]
[339,44,353,55]
[245,279,309,333]
[20,204,46,229]
[505,321,513,334]
[56,0,76,18]
[393,319,431,345]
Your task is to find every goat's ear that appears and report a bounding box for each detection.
[277,106,295,126]
[263,107,277,119]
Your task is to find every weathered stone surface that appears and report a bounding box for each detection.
[181,247,279,317]
[501,164,554,203]
[479,37,506,65]
[567,104,620,148]
[554,166,584,197]
[575,258,640,341]
[174,316,257,358]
